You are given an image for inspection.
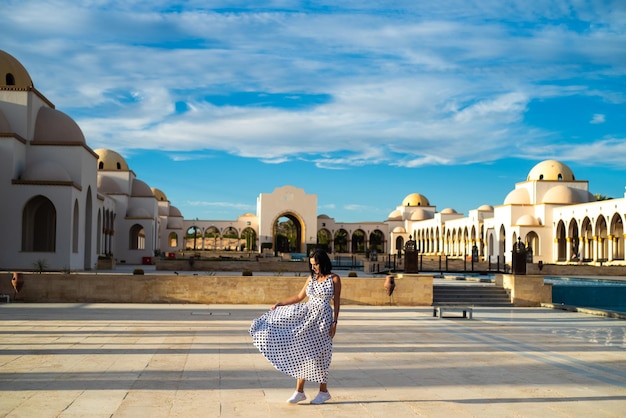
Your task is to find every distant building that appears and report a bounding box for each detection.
[0,50,183,270]
[2,49,624,271]
[388,160,625,265]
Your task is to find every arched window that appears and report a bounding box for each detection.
[241,227,257,251]
[5,73,15,85]
[129,224,145,250]
[395,236,404,253]
[99,161,104,169]
[333,229,348,253]
[72,199,79,253]
[168,232,178,247]
[22,195,56,252]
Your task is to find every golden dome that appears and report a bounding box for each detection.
[402,193,430,207]
[94,148,129,171]
[152,187,168,201]
[0,50,33,88]
[527,160,575,181]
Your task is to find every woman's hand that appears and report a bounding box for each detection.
[329,322,337,338]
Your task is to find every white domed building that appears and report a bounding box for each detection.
[399,159,624,265]
[2,49,624,270]
[0,50,183,270]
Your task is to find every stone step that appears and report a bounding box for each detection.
[433,285,513,307]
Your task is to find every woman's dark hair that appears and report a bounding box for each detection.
[310,249,332,276]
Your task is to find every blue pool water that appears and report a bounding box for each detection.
[544,276,626,314]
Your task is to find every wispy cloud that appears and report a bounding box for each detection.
[3,0,625,220]
[590,114,606,124]
[186,201,253,211]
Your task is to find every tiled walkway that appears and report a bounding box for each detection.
[1,303,625,417]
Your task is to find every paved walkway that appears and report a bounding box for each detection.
[1,303,625,417]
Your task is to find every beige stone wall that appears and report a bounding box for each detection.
[496,274,552,307]
[0,273,433,306]
[155,258,311,273]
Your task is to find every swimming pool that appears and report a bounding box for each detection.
[545,276,626,314]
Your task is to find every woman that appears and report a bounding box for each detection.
[249,249,341,404]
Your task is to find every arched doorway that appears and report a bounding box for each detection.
[22,195,56,252]
[334,229,349,253]
[241,227,257,251]
[351,229,365,253]
[274,213,303,253]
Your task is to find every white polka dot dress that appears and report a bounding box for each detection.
[250,275,335,383]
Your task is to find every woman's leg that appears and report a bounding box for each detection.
[310,382,332,404]
[296,379,305,392]
[287,379,307,403]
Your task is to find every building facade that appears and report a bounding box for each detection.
[0,50,184,271]
[2,49,624,271]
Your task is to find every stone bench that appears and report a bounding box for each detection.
[433,306,473,319]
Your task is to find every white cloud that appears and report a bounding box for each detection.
[186,200,253,211]
[523,137,626,167]
[3,0,624,170]
[590,114,606,124]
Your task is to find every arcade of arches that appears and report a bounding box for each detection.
[183,223,386,255]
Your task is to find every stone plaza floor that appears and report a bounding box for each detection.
[0,303,625,417]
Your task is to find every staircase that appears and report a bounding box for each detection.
[433,284,513,307]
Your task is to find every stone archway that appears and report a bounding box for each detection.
[274,213,303,253]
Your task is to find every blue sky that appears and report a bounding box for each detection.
[3,1,625,222]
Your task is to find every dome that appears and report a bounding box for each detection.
[0,50,34,88]
[167,217,183,229]
[503,188,530,205]
[158,205,169,216]
[515,214,541,226]
[387,209,402,221]
[152,187,168,201]
[392,226,406,233]
[402,193,430,207]
[97,174,124,194]
[127,206,151,218]
[94,148,129,171]
[33,107,86,145]
[477,204,494,212]
[527,160,575,181]
[0,109,11,133]
[542,185,590,205]
[169,206,182,217]
[22,160,71,182]
[131,179,154,197]
[410,208,432,221]
[318,214,331,219]
[440,208,457,214]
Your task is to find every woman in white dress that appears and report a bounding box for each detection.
[250,249,341,404]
